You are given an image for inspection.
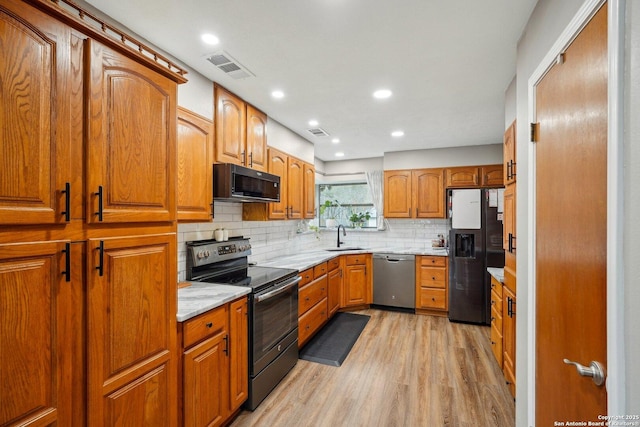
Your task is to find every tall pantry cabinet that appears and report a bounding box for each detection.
[0,1,187,425]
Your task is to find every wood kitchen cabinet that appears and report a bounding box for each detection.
[503,284,516,397]
[0,1,185,424]
[243,148,313,221]
[384,169,445,219]
[504,120,517,185]
[503,184,516,255]
[87,233,177,426]
[415,255,448,316]
[481,164,505,187]
[304,163,317,219]
[86,39,176,223]
[214,86,268,171]
[445,166,481,188]
[343,254,372,307]
[299,262,329,347]
[179,296,248,427]
[490,276,504,367]
[327,257,343,317]
[177,107,214,221]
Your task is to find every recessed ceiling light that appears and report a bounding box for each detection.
[201,33,220,45]
[332,138,340,144]
[373,89,392,99]
[308,119,319,126]
[335,152,345,157]
[271,90,285,99]
[391,130,405,137]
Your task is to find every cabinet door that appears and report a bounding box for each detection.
[303,163,316,219]
[86,39,176,223]
[481,164,504,187]
[503,184,516,252]
[504,121,516,185]
[412,169,444,218]
[87,234,177,426]
[0,4,82,225]
[177,107,214,221]
[183,332,229,427]
[215,86,246,166]
[245,104,267,171]
[267,149,288,219]
[229,298,248,413]
[383,170,412,218]
[445,166,480,188]
[327,267,342,316]
[343,264,368,306]
[287,157,304,219]
[502,286,516,397]
[0,240,79,426]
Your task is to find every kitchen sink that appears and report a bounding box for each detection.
[325,247,365,252]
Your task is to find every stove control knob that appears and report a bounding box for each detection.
[204,250,210,258]
[196,251,204,259]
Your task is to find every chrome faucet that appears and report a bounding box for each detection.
[337,224,346,248]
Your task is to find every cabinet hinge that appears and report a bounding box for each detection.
[530,122,538,143]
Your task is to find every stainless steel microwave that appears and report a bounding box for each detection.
[213,163,280,203]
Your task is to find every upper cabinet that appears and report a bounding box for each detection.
[384,169,444,219]
[303,163,316,219]
[0,5,81,225]
[214,86,267,172]
[445,164,504,188]
[481,164,504,187]
[86,39,176,223]
[177,107,214,221]
[504,121,517,185]
[245,104,268,171]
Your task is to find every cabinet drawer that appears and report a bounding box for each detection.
[313,262,328,278]
[299,268,314,287]
[327,257,340,272]
[419,267,447,288]
[345,254,366,266]
[491,288,502,309]
[183,305,228,348]
[490,277,503,298]
[418,288,447,310]
[420,256,446,267]
[491,303,503,332]
[490,324,503,367]
[299,276,328,316]
[299,297,328,346]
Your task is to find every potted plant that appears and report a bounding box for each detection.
[320,199,340,228]
[349,211,371,228]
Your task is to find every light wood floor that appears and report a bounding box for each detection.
[230,309,515,427]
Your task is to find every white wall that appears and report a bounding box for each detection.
[504,76,517,129]
[624,0,640,414]
[267,118,315,163]
[383,144,503,170]
[177,66,214,119]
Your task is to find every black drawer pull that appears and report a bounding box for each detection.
[206,322,213,328]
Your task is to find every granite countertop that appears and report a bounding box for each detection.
[487,267,505,283]
[177,282,251,322]
[260,246,448,272]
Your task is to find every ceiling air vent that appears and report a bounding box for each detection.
[206,51,254,79]
[307,128,330,137]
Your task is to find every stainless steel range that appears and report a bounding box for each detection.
[186,237,300,410]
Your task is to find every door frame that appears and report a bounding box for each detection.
[526,0,626,424]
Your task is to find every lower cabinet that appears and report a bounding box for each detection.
[342,254,372,307]
[490,276,504,367]
[415,255,448,316]
[327,258,342,317]
[179,296,248,427]
[503,285,516,398]
[298,262,328,347]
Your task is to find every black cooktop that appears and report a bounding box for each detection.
[197,264,298,292]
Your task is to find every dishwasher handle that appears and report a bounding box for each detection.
[373,253,415,263]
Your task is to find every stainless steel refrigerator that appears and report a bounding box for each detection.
[448,188,505,324]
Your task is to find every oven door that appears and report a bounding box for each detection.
[251,275,300,375]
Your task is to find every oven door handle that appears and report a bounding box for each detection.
[255,276,301,302]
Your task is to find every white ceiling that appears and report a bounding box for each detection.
[84,0,538,162]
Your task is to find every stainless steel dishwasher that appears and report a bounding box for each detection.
[373,253,415,309]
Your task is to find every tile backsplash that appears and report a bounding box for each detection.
[177,202,450,281]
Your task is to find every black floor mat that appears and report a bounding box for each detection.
[299,312,370,367]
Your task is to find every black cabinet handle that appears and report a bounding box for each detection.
[511,160,517,178]
[95,186,103,221]
[249,152,253,168]
[96,241,104,277]
[508,234,517,253]
[241,151,246,166]
[61,182,71,222]
[507,297,516,318]
[62,243,71,282]
[206,322,213,328]
[223,335,229,355]
[210,202,214,217]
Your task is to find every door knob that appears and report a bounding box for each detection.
[563,358,606,386]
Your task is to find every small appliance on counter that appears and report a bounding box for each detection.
[185,237,300,410]
[448,189,505,324]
